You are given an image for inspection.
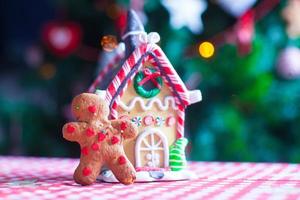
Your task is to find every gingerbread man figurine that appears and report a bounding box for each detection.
[62,93,138,185]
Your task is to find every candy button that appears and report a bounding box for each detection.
[166,116,176,127]
[155,116,165,126]
[146,153,152,160]
[147,161,153,167]
[143,115,154,126]
[149,171,164,179]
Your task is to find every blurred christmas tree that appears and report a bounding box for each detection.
[1,0,299,162]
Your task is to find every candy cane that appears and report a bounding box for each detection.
[88,53,123,93]
[176,105,185,138]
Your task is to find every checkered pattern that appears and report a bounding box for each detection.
[0,156,300,200]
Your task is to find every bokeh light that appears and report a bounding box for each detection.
[199,41,215,58]
[101,35,118,52]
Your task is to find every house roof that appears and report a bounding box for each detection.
[104,42,201,119]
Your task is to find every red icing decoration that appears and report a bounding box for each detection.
[81,147,89,155]
[66,124,75,133]
[98,132,106,141]
[120,121,127,131]
[91,143,99,151]
[86,128,95,137]
[82,167,91,176]
[166,116,176,127]
[111,136,119,145]
[143,115,154,126]
[118,155,126,165]
[88,105,97,113]
[139,68,161,89]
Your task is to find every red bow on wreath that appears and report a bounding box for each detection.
[138,68,162,89]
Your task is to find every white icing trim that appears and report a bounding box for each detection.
[169,159,185,163]
[189,90,202,104]
[95,90,106,99]
[98,170,197,183]
[140,147,164,151]
[135,128,169,168]
[119,96,178,111]
[122,31,160,44]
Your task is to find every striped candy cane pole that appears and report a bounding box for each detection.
[106,44,147,119]
[176,105,185,139]
[150,45,190,106]
[88,53,123,93]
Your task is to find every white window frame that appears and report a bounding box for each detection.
[135,128,169,168]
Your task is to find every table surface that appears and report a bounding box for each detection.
[0,156,300,200]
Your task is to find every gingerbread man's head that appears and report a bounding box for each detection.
[63,93,138,185]
[71,93,109,122]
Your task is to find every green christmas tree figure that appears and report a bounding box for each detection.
[169,138,188,171]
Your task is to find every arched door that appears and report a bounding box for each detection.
[135,128,169,168]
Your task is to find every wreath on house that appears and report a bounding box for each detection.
[134,68,163,98]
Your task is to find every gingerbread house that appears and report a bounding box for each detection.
[95,10,201,182]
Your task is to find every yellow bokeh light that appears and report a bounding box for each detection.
[199,41,215,58]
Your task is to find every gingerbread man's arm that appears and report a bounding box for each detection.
[62,122,87,142]
[110,120,138,139]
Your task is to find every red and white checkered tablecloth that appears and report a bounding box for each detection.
[0,156,300,200]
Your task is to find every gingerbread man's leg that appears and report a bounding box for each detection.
[73,155,103,185]
[105,148,136,185]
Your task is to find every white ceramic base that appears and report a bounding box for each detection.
[98,169,197,183]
